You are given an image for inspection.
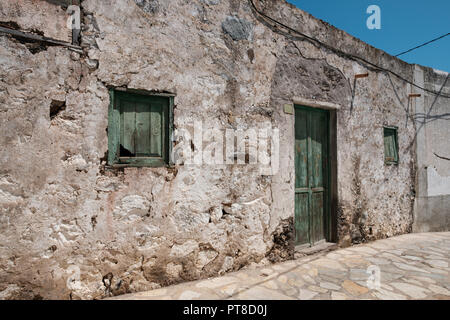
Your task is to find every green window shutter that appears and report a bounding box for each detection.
[120,99,137,156]
[108,90,173,167]
[149,102,163,157]
[384,127,399,165]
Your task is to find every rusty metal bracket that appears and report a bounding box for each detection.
[355,73,369,79]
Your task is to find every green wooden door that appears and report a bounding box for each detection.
[294,106,329,246]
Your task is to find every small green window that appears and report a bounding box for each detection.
[384,126,399,165]
[108,90,173,167]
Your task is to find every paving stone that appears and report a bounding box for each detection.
[380,283,394,291]
[372,288,407,300]
[391,282,430,299]
[134,288,167,297]
[380,252,409,263]
[385,249,405,255]
[234,286,294,300]
[412,276,436,284]
[393,262,430,274]
[277,275,288,284]
[307,268,319,277]
[319,282,341,291]
[378,268,406,281]
[342,280,369,296]
[428,284,450,296]
[367,242,394,250]
[298,256,315,263]
[343,258,371,268]
[403,278,424,286]
[178,290,202,300]
[298,289,318,300]
[284,287,298,297]
[366,257,391,265]
[220,284,239,297]
[331,291,348,300]
[262,280,279,290]
[349,269,370,281]
[260,268,275,276]
[302,274,316,284]
[426,260,448,268]
[326,252,341,259]
[287,277,305,287]
[314,293,332,300]
[235,272,250,279]
[308,285,328,293]
[348,246,379,255]
[318,268,348,279]
[421,266,448,275]
[427,247,447,254]
[402,255,423,261]
[272,264,289,272]
[418,273,448,282]
[425,255,445,260]
[355,280,374,289]
[318,274,346,286]
[195,276,238,289]
[153,295,176,300]
[311,258,346,271]
[338,249,356,256]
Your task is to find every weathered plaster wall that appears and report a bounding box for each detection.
[0,0,439,300]
[413,66,450,232]
[422,69,450,182]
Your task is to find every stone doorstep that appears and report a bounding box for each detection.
[295,242,338,257]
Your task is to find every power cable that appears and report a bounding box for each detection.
[395,33,450,57]
[248,0,450,99]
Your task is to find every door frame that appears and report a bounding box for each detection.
[294,103,338,244]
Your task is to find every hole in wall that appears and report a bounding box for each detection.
[50,99,66,119]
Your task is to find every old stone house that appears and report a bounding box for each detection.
[0,0,448,299]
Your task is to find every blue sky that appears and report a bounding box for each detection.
[286,0,450,72]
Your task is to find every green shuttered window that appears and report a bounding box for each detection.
[108,90,173,167]
[383,126,399,165]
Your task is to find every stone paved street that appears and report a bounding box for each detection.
[109,232,450,300]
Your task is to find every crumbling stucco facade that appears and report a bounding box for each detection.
[413,67,450,232]
[0,0,448,299]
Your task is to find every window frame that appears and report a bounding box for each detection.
[107,89,174,168]
[383,126,399,165]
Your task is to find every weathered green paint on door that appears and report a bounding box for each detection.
[119,98,165,158]
[108,90,173,167]
[294,106,329,246]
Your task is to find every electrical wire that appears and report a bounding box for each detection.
[248,0,450,99]
[395,33,450,57]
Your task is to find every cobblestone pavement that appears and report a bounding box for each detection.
[110,232,450,300]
